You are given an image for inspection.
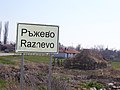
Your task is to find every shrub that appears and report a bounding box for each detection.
[80,81,104,89]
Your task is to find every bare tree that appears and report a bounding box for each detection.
[0,21,2,43]
[76,44,81,51]
[4,21,9,44]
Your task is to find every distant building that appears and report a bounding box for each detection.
[54,47,80,59]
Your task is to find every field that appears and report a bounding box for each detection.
[0,55,119,90]
[111,61,120,69]
[0,55,50,64]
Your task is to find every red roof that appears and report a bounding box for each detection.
[59,48,79,54]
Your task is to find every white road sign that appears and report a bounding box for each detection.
[16,23,59,53]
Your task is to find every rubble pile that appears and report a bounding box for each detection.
[64,49,108,70]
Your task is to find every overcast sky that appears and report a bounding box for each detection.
[0,0,120,49]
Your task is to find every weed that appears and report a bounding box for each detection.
[0,79,6,89]
[80,81,104,89]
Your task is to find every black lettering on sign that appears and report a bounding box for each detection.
[28,31,33,37]
[36,42,40,48]
[50,43,54,48]
[21,39,27,47]
[41,42,45,48]
[40,32,45,37]
[33,31,40,37]
[45,31,50,38]
[46,43,50,48]
[21,29,27,36]
[21,28,56,38]
[46,43,54,48]
[32,42,36,48]
[50,32,55,38]
[27,41,31,47]
[20,40,55,49]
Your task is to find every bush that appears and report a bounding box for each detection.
[80,81,104,89]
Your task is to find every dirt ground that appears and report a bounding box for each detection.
[0,61,119,90]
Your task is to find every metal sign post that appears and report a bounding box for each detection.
[16,23,59,90]
[20,53,24,90]
[48,53,53,90]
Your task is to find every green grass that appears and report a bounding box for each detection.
[0,56,17,65]
[0,79,7,89]
[0,55,50,65]
[111,62,120,69]
[24,55,50,63]
[80,81,104,89]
